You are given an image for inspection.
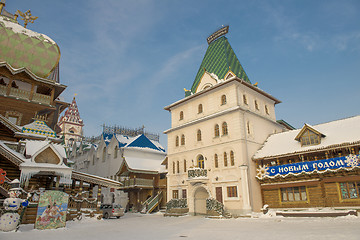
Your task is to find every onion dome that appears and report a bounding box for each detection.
[0,14,60,79]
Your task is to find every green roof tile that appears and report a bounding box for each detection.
[191,36,251,93]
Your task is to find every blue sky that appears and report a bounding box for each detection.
[7,0,360,148]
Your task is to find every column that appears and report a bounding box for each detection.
[239,165,251,211]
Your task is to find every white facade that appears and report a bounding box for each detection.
[165,72,285,216]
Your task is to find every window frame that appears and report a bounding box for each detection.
[198,104,203,114]
[197,129,202,141]
[222,122,228,136]
[227,186,238,198]
[221,95,227,105]
[214,124,220,137]
[281,186,307,202]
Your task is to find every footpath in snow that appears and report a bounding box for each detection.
[1,212,360,240]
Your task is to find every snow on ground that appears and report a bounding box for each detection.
[1,213,360,240]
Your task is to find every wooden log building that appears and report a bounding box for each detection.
[253,116,360,210]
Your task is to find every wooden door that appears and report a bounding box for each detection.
[216,187,223,203]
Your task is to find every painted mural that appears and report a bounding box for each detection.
[34,190,69,230]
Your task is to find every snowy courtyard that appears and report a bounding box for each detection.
[1,213,360,240]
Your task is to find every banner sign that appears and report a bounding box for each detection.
[258,154,359,178]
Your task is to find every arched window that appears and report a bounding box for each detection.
[255,100,259,110]
[214,124,220,137]
[224,152,228,167]
[172,162,175,174]
[197,155,205,169]
[197,129,202,141]
[265,105,269,115]
[177,161,180,173]
[247,121,251,134]
[214,154,218,168]
[175,136,179,147]
[114,146,118,158]
[179,111,184,120]
[184,160,187,172]
[230,151,235,166]
[221,95,227,105]
[181,134,185,145]
[198,104,203,113]
[243,94,248,105]
[222,122,228,135]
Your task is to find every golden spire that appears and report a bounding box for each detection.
[16,10,38,28]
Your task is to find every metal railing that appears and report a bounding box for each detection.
[188,168,207,179]
[146,191,162,213]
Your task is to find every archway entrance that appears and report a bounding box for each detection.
[194,187,209,215]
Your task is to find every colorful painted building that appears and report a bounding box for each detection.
[254,115,360,210]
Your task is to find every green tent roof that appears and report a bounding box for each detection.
[190,36,251,93]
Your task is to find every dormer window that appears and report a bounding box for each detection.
[295,124,325,147]
[300,130,321,146]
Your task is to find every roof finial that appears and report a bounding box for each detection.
[16,9,38,28]
[207,25,229,45]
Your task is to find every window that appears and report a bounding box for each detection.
[255,100,259,110]
[221,95,227,105]
[214,124,220,137]
[281,186,307,202]
[243,95,248,105]
[172,162,175,174]
[198,104,203,113]
[214,154,218,168]
[177,161,180,173]
[340,182,360,199]
[300,130,320,146]
[224,152,228,167]
[181,134,185,145]
[172,190,179,199]
[197,129,202,141]
[102,148,106,162]
[114,146,118,158]
[92,155,95,165]
[184,160,187,172]
[182,189,187,199]
[247,121,251,135]
[227,186,237,197]
[230,151,235,166]
[179,111,184,120]
[197,155,204,169]
[175,136,179,147]
[222,122,228,135]
[265,105,269,115]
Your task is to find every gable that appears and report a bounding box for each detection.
[126,134,161,151]
[34,146,61,164]
[195,71,218,93]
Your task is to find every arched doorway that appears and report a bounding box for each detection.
[194,187,209,215]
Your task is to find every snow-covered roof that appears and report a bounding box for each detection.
[25,140,67,159]
[103,133,166,153]
[123,156,165,172]
[253,115,360,160]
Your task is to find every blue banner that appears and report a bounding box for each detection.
[263,154,359,177]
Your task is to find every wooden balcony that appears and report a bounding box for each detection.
[0,86,51,105]
[121,178,154,189]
